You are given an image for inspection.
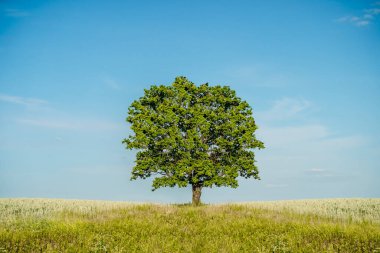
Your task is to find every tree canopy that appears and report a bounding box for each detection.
[123,76,264,205]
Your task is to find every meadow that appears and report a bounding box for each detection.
[0,198,379,252]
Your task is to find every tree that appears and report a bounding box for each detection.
[123,77,264,205]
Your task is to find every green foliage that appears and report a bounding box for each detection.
[1,199,380,252]
[123,76,264,191]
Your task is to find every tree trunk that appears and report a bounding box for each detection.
[192,185,202,206]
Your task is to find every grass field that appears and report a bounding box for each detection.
[0,198,379,252]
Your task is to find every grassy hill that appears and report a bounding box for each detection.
[0,198,379,252]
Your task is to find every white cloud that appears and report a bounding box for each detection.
[317,135,367,150]
[265,184,288,188]
[305,168,334,177]
[18,119,74,129]
[307,168,326,172]
[255,97,367,150]
[1,93,125,132]
[254,97,369,185]
[336,4,380,27]
[336,16,370,27]
[256,122,368,186]
[104,77,121,90]
[258,123,366,153]
[256,97,311,122]
[366,8,380,15]
[255,97,367,151]
[229,65,291,88]
[4,9,30,17]
[356,20,370,26]
[17,118,123,131]
[0,93,48,108]
[258,124,328,148]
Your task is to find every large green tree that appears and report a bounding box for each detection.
[123,77,264,205]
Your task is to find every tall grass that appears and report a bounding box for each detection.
[239,198,380,223]
[0,198,379,252]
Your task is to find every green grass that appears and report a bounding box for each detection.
[0,198,379,252]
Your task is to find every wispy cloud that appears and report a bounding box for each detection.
[307,168,326,173]
[336,16,370,27]
[336,3,380,27]
[4,8,30,18]
[259,124,366,151]
[305,168,334,177]
[1,93,124,132]
[229,65,291,88]
[255,97,369,186]
[0,93,48,108]
[17,119,76,129]
[255,97,367,150]
[256,97,312,122]
[257,120,367,183]
[265,184,288,188]
[104,77,122,90]
[17,118,123,131]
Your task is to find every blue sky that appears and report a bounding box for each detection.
[0,0,379,203]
